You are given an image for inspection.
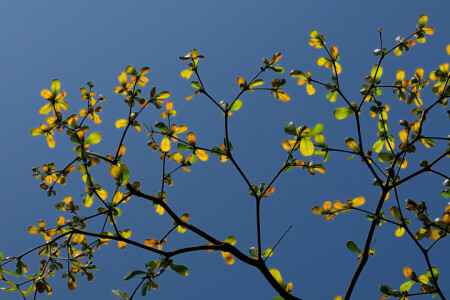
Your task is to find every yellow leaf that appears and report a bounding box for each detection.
[335,296,342,300]
[306,83,315,95]
[115,119,128,128]
[396,70,405,81]
[395,226,405,237]
[333,62,342,75]
[41,89,53,99]
[109,165,122,181]
[269,268,284,287]
[46,135,55,148]
[330,45,338,59]
[161,136,171,152]
[28,226,40,234]
[300,139,314,156]
[351,196,365,207]
[222,251,234,265]
[447,44,450,56]
[422,26,434,35]
[317,57,328,66]
[181,69,193,79]
[118,241,127,249]
[187,132,196,146]
[178,225,186,233]
[204,242,218,252]
[196,149,209,161]
[282,139,297,150]
[39,103,53,115]
[68,277,76,291]
[172,152,185,163]
[57,216,65,227]
[96,188,108,200]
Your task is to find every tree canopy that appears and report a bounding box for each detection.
[1,2,449,300]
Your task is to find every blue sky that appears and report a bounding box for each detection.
[1,1,449,299]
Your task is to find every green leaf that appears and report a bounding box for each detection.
[378,152,394,162]
[284,122,297,135]
[112,289,130,300]
[0,251,3,264]
[84,132,102,145]
[124,270,147,281]
[170,264,189,276]
[346,240,362,254]
[262,248,273,257]
[399,280,415,292]
[380,285,391,294]
[51,79,60,95]
[442,189,450,198]
[155,121,169,134]
[334,107,353,120]
[269,268,284,287]
[190,81,201,89]
[70,133,81,144]
[249,247,258,257]
[118,162,130,185]
[177,143,191,151]
[271,66,284,74]
[290,70,306,78]
[427,267,439,285]
[224,236,237,246]
[304,123,324,137]
[121,229,132,239]
[229,100,243,111]
[373,139,384,153]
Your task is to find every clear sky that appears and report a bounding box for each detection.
[1,1,449,299]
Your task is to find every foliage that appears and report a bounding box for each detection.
[1,14,449,300]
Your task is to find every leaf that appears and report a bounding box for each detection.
[112,289,130,300]
[304,123,324,137]
[371,65,383,81]
[284,122,297,135]
[419,14,428,28]
[427,267,439,285]
[300,139,314,156]
[181,69,193,79]
[390,206,402,221]
[161,136,171,152]
[334,107,353,120]
[170,264,189,276]
[84,132,101,145]
[262,248,274,257]
[222,251,234,265]
[395,226,405,237]
[269,268,284,287]
[51,79,60,95]
[115,119,129,128]
[224,236,237,246]
[378,152,393,162]
[124,270,147,280]
[403,266,414,279]
[400,280,415,292]
[346,241,362,254]
[229,100,243,111]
